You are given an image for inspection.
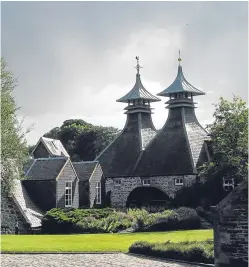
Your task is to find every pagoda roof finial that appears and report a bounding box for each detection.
[157,54,205,97]
[135,56,143,74]
[178,50,182,65]
[116,58,160,103]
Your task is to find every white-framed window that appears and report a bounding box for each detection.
[143,179,150,186]
[175,178,183,186]
[96,182,101,204]
[114,179,122,186]
[65,181,72,207]
[223,178,234,191]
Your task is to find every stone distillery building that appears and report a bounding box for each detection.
[1,56,211,232]
[96,56,210,208]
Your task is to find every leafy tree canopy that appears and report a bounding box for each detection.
[44,119,119,161]
[1,58,29,195]
[174,96,248,208]
[199,95,248,184]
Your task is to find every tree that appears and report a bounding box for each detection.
[1,58,29,195]
[44,119,119,161]
[199,96,248,180]
[173,96,248,208]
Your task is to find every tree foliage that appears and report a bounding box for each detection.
[174,96,248,208]
[44,119,119,161]
[199,96,248,183]
[1,58,29,195]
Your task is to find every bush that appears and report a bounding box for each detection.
[42,208,115,234]
[42,207,202,234]
[129,240,214,264]
[143,207,201,232]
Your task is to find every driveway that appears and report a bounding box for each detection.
[1,253,205,267]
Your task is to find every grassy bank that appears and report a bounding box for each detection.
[1,229,213,253]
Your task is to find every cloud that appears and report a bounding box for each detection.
[2,1,248,145]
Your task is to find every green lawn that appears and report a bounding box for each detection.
[1,229,213,252]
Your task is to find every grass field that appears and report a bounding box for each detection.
[1,229,213,252]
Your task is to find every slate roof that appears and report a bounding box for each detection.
[133,107,208,177]
[184,107,208,167]
[12,180,43,228]
[32,137,69,158]
[25,157,68,180]
[157,65,205,97]
[73,161,98,181]
[96,112,157,178]
[117,74,160,103]
[23,158,35,174]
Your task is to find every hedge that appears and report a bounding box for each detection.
[129,240,214,264]
[42,207,203,234]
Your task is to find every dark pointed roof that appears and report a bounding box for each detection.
[133,97,208,177]
[73,161,99,181]
[157,65,205,97]
[96,112,157,178]
[31,137,70,158]
[25,157,68,180]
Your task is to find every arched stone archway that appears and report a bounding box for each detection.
[126,186,170,209]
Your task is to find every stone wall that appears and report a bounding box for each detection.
[105,175,196,208]
[1,193,29,234]
[212,180,248,267]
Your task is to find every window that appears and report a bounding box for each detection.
[114,179,121,186]
[65,181,72,207]
[223,178,234,191]
[175,178,183,186]
[143,179,150,186]
[96,182,101,204]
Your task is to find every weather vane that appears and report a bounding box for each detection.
[178,50,182,65]
[135,56,143,74]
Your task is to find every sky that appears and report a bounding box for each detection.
[2,1,248,145]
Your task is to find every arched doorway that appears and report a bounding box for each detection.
[126,186,170,209]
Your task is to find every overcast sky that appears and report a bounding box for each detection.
[2,1,248,145]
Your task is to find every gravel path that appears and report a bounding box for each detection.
[1,253,204,267]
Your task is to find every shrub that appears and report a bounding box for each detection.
[143,207,201,232]
[42,208,115,234]
[175,207,201,230]
[42,207,202,234]
[129,240,214,264]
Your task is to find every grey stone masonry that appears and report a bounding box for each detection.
[106,175,196,208]
[1,193,28,234]
[212,180,248,267]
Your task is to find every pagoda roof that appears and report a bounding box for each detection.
[117,73,160,103]
[157,65,205,97]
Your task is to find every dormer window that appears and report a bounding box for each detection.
[223,178,234,191]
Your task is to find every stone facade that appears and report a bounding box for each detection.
[212,180,248,267]
[1,193,29,234]
[106,175,196,208]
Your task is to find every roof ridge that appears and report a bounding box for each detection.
[73,161,99,164]
[35,157,68,161]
